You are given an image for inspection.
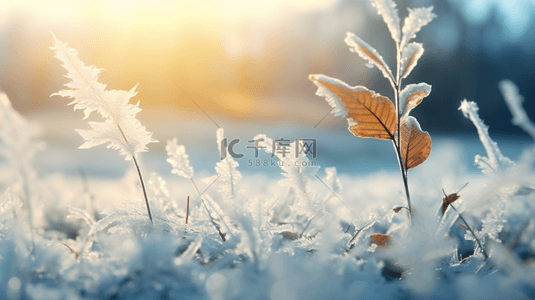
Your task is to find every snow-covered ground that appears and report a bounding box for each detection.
[1,114,534,299]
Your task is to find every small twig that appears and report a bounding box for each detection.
[300,218,314,238]
[449,204,488,260]
[186,196,190,225]
[61,243,79,259]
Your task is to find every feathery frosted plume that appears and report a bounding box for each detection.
[0,91,44,251]
[51,36,156,159]
[345,33,394,84]
[400,7,436,49]
[166,138,194,179]
[459,100,514,173]
[370,0,401,44]
[499,80,535,141]
[400,43,424,79]
[0,92,44,168]
[324,167,342,195]
[215,128,242,202]
[51,36,156,223]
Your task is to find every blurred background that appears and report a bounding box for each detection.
[0,0,534,175]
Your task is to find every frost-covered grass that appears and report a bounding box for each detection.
[1,134,534,299]
[1,0,535,299]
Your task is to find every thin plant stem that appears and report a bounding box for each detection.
[189,178,227,241]
[132,156,153,224]
[449,204,488,260]
[392,139,412,226]
[115,123,153,224]
[393,41,412,225]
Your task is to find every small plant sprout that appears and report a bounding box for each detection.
[441,187,489,260]
[309,0,436,223]
[51,36,157,223]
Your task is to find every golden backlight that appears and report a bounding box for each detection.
[0,0,340,122]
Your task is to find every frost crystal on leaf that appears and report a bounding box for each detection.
[459,100,515,173]
[166,138,194,179]
[310,74,397,140]
[399,83,431,124]
[400,7,436,49]
[344,33,394,83]
[51,37,156,159]
[400,43,424,79]
[370,0,401,44]
[309,74,350,117]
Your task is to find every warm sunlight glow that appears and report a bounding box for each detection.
[0,0,340,120]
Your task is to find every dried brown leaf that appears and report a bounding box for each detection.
[442,191,461,215]
[370,234,391,247]
[310,77,397,140]
[393,205,404,213]
[400,117,431,170]
[281,231,300,241]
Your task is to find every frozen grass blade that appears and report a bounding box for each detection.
[499,80,535,141]
[459,100,514,173]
